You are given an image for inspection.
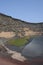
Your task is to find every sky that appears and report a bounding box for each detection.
[0,0,43,23]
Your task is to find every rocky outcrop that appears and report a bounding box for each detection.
[0,13,43,38]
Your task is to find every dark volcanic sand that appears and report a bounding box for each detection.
[0,56,43,65]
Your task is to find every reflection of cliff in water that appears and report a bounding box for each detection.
[5,44,24,52]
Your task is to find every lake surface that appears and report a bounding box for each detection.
[22,36,43,58]
[5,44,24,52]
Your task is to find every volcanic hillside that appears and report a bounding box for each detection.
[0,13,43,38]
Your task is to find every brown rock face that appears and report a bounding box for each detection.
[0,13,43,38]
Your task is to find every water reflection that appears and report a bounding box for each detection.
[22,36,43,58]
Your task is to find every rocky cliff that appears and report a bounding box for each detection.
[0,13,43,38]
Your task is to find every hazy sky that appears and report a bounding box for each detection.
[0,0,43,23]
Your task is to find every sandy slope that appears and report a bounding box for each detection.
[0,32,15,38]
